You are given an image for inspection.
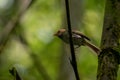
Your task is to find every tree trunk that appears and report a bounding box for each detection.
[97,0,120,80]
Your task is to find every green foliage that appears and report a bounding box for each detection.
[0,0,112,80]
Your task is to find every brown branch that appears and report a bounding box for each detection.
[18,34,51,80]
[0,0,35,54]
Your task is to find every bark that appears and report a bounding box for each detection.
[97,0,120,80]
[0,0,35,54]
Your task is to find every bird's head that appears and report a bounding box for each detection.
[54,29,66,37]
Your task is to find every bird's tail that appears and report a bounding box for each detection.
[85,41,101,55]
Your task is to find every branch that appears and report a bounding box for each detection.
[18,34,51,80]
[0,0,35,54]
[65,0,80,80]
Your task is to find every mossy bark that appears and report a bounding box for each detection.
[97,0,120,80]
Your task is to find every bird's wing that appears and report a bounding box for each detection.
[72,33,82,38]
[72,30,91,41]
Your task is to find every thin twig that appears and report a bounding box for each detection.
[65,0,80,80]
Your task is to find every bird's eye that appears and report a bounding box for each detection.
[58,30,64,36]
[58,31,62,35]
[58,31,60,33]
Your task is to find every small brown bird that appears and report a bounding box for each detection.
[54,29,101,55]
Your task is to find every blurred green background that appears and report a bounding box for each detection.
[1,0,119,80]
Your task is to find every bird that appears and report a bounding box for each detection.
[54,29,101,55]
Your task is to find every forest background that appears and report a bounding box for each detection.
[0,0,119,80]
